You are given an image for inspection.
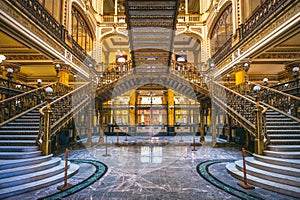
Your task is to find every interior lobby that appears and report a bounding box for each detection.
[0,0,299,199]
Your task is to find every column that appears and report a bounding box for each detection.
[200,106,205,143]
[98,104,104,144]
[167,89,175,135]
[193,51,199,67]
[211,104,217,147]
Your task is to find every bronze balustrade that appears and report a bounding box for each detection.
[248,81,300,119]
[241,0,292,38]
[38,82,93,155]
[12,0,65,41]
[212,81,266,154]
[0,82,56,123]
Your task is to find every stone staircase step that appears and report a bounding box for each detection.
[267,130,300,133]
[269,139,300,145]
[235,159,300,187]
[267,145,300,152]
[226,163,300,198]
[0,151,41,159]
[245,156,300,176]
[0,163,79,199]
[267,134,300,139]
[0,161,68,189]
[20,116,40,119]
[266,126,300,129]
[0,154,53,170]
[0,126,39,129]
[266,121,299,125]
[266,118,292,121]
[14,119,40,122]
[0,130,39,134]
[0,135,38,140]
[264,150,300,159]
[253,154,300,169]
[0,157,61,179]
[7,122,39,126]
[0,140,37,146]
[0,146,39,152]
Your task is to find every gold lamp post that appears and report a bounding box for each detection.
[42,86,53,156]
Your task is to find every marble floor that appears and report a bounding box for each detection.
[6,135,297,200]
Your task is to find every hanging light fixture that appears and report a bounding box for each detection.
[0,54,6,63]
[116,37,126,63]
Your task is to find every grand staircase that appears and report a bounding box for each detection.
[0,106,79,198]
[226,84,300,198]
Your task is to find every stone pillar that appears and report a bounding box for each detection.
[211,104,217,147]
[98,104,104,144]
[200,106,205,143]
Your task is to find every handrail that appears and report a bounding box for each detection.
[38,82,93,152]
[248,81,300,119]
[0,82,56,123]
[212,81,265,138]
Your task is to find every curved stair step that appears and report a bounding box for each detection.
[0,146,39,152]
[226,163,300,198]
[263,150,300,159]
[235,159,300,187]
[253,154,300,169]
[267,134,300,139]
[245,156,300,177]
[0,154,53,170]
[0,157,61,179]
[0,140,37,146]
[0,161,68,189]
[0,135,38,140]
[0,151,41,159]
[267,145,300,152]
[0,163,79,199]
[0,130,39,134]
[269,139,300,145]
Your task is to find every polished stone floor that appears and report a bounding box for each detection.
[6,135,297,200]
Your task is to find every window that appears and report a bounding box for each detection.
[38,0,62,23]
[210,5,233,55]
[71,6,93,53]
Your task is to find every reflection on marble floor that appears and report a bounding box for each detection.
[6,136,297,200]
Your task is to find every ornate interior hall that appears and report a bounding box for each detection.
[0,0,299,199]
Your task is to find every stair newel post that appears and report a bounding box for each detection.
[253,85,264,155]
[238,148,254,189]
[42,87,53,156]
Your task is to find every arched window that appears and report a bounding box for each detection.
[210,5,233,55]
[38,0,62,23]
[71,6,93,53]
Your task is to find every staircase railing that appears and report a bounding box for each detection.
[0,82,70,124]
[245,82,300,120]
[212,81,266,154]
[38,82,93,155]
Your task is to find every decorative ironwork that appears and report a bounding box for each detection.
[241,0,291,38]
[13,0,65,41]
[212,81,265,137]
[38,82,93,151]
[248,81,300,119]
[0,82,70,123]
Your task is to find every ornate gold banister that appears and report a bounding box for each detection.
[248,81,300,120]
[212,81,265,154]
[0,82,59,124]
[38,82,93,155]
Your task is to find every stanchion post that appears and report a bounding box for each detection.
[238,148,254,189]
[103,135,111,157]
[57,148,73,190]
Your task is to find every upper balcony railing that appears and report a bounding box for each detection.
[12,0,65,41]
[100,14,200,24]
[211,37,232,64]
[241,0,290,39]
[11,0,95,66]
